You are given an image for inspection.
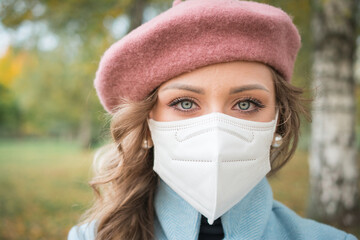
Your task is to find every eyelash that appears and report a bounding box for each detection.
[233,97,265,113]
[167,96,265,113]
[168,97,199,113]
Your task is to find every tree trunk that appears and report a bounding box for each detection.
[308,0,359,226]
[78,108,92,149]
[127,0,148,32]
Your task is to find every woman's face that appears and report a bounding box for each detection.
[149,61,276,122]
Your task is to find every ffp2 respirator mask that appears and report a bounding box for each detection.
[148,112,277,224]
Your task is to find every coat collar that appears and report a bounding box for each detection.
[154,177,273,240]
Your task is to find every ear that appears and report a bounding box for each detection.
[148,110,153,119]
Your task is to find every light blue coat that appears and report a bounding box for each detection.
[68,178,357,240]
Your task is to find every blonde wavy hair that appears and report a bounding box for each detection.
[80,67,310,240]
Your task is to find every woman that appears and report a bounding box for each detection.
[68,0,357,239]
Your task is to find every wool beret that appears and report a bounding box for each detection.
[95,0,301,113]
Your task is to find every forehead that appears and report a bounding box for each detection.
[159,61,274,90]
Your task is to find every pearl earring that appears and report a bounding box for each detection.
[271,133,283,148]
[142,138,153,149]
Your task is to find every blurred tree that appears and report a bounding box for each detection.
[0,83,21,135]
[0,47,25,88]
[0,0,170,146]
[0,47,25,136]
[128,0,149,32]
[309,0,359,226]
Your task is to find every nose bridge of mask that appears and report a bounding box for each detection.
[175,117,254,144]
[174,113,274,162]
[149,113,277,163]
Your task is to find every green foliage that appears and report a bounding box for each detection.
[0,84,21,136]
[0,0,126,36]
[0,0,140,144]
[10,43,110,144]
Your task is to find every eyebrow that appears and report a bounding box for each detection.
[161,83,269,94]
[229,84,269,94]
[161,83,205,94]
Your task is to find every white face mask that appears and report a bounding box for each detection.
[148,112,277,224]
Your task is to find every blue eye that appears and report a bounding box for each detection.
[168,97,198,112]
[237,101,251,110]
[180,101,193,109]
[233,98,265,113]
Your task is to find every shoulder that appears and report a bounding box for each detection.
[266,200,358,240]
[67,221,97,240]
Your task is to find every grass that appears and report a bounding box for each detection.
[269,151,310,217]
[0,138,358,239]
[0,138,93,240]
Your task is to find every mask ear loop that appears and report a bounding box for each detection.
[142,119,154,149]
[271,109,283,148]
[274,109,279,131]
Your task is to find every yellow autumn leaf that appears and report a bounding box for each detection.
[0,47,26,88]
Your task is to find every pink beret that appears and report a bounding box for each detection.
[95,0,301,113]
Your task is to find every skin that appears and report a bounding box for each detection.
[149,61,276,123]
